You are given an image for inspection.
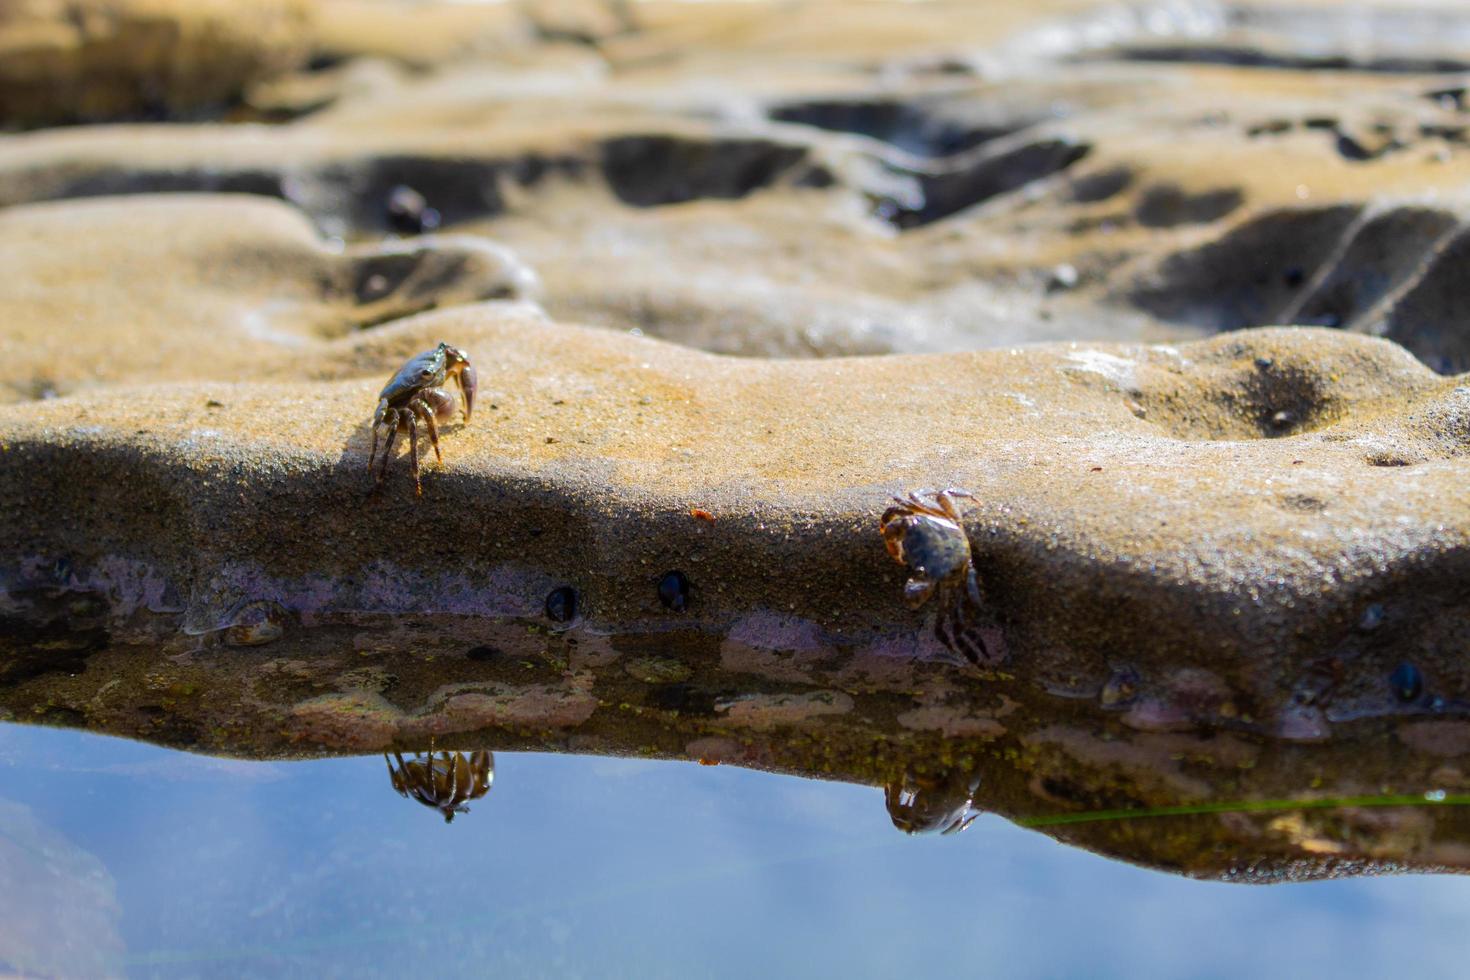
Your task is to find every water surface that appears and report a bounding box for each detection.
[2,722,1468,978]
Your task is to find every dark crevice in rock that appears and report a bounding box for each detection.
[28,153,588,233]
[1125,205,1364,333]
[1099,45,1470,75]
[1067,165,1133,204]
[1125,203,1470,374]
[880,138,1091,228]
[306,156,525,230]
[768,98,1020,159]
[1287,207,1461,332]
[49,168,287,201]
[1425,85,1467,112]
[1134,183,1243,228]
[0,588,110,686]
[1380,226,1470,374]
[598,135,816,207]
[1244,115,1423,162]
[304,53,348,73]
[1333,131,1403,162]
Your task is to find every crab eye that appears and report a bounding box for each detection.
[419,369,433,379]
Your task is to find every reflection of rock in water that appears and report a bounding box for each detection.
[884,770,983,836]
[385,749,493,823]
[0,797,124,978]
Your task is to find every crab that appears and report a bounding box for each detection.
[384,748,494,823]
[879,488,992,665]
[884,769,984,835]
[368,342,477,495]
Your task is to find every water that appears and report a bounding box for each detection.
[3,723,1469,978]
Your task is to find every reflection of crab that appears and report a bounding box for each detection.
[879,488,991,665]
[369,342,477,495]
[385,748,494,823]
[884,770,984,835]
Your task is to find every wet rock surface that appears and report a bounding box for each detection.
[4,0,1470,881]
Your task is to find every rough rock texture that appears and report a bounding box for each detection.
[0,195,537,401]
[5,0,1470,881]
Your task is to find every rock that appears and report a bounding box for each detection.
[1,313,1467,739]
[0,0,315,127]
[0,195,539,402]
[6,27,1470,358]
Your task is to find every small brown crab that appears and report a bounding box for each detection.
[879,488,992,665]
[384,748,494,823]
[369,342,477,495]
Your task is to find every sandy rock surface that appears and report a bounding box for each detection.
[0,0,315,126]
[5,0,1470,879]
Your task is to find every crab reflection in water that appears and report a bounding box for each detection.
[385,748,494,823]
[885,769,983,835]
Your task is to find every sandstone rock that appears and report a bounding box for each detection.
[0,195,538,401]
[5,24,1470,358]
[0,0,315,127]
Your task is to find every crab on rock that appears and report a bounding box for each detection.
[368,342,476,495]
[879,488,993,666]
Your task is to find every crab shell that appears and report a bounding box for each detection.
[879,508,974,608]
[378,342,476,420]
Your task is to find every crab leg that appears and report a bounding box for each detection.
[376,411,401,482]
[932,489,974,522]
[368,398,389,472]
[410,397,443,464]
[898,493,949,520]
[447,751,463,806]
[404,411,421,495]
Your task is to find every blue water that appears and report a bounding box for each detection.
[1,722,1468,979]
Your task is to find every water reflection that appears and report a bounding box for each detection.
[5,723,1470,978]
[385,748,493,822]
[884,769,983,835]
[0,796,123,978]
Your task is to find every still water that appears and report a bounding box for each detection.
[2,721,1468,979]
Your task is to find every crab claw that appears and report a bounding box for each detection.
[457,362,477,421]
[424,388,456,422]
